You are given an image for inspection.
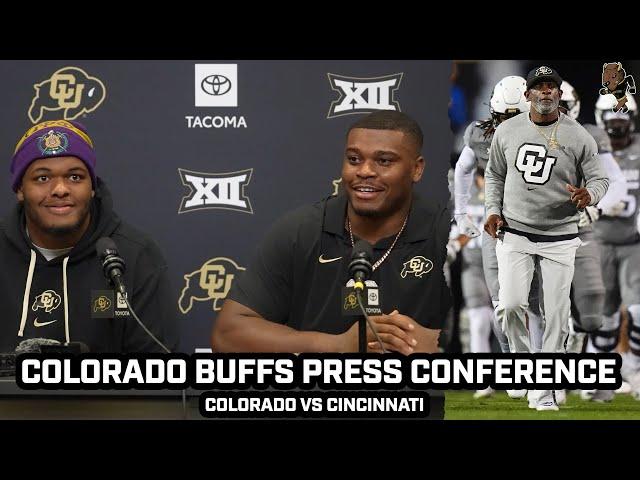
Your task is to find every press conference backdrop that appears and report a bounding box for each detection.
[0,61,453,353]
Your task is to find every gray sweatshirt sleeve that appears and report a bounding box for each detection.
[484,127,506,218]
[597,152,626,211]
[579,134,610,206]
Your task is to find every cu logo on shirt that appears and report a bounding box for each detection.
[32,290,61,313]
[515,144,557,185]
[401,256,433,278]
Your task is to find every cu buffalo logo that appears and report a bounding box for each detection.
[28,66,107,124]
[535,66,553,76]
[32,290,62,313]
[344,292,358,310]
[93,296,112,313]
[178,257,245,314]
[400,256,433,279]
[599,62,636,113]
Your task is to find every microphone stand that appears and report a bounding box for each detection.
[355,289,367,354]
[359,312,367,354]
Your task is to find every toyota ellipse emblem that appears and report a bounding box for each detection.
[201,75,232,96]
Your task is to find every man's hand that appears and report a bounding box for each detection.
[365,310,417,355]
[578,205,601,228]
[484,214,504,238]
[457,234,471,248]
[337,310,416,354]
[367,311,440,354]
[566,184,592,210]
[454,213,480,238]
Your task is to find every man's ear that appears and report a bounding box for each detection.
[16,187,24,202]
[525,89,531,100]
[91,190,95,198]
[413,156,425,183]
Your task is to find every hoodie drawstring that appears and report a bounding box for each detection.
[63,256,70,343]
[18,250,37,337]
[18,251,71,342]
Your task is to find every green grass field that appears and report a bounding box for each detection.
[445,390,640,420]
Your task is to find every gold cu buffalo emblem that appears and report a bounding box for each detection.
[93,296,112,312]
[28,66,106,124]
[400,256,433,278]
[344,292,358,310]
[179,257,245,313]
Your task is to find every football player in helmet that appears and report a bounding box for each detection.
[585,93,640,401]
[453,76,535,399]
[552,82,627,404]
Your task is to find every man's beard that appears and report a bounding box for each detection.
[25,203,91,237]
[347,191,408,219]
[47,219,87,235]
[532,97,559,115]
[350,204,386,218]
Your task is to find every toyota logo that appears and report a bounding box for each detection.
[201,74,232,96]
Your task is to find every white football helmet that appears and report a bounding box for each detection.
[595,93,637,130]
[560,80,580,120]
[490,76,530,124]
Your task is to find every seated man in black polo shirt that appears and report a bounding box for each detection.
[212,111,451,354]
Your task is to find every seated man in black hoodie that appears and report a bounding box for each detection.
[0,120,179,353]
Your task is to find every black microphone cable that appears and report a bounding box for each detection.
[121,295,188,418]
[97,238,171,354]
[98,237,186,416]
[121,295,171,354]
[122,295,188,418]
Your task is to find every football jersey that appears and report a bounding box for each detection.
[463,121,492,170]
[595,133,640,244]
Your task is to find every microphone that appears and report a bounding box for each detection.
[0,353,15,377]
[96,237,172,354]
[15,338,61,354]
[97,237,127,296]
[1,339,59,377]
[15,338,90,355]
[1,339,89,377]
[348,240,373,291]
[346,240,386,354]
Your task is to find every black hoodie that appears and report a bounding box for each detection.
[0,178,179,353]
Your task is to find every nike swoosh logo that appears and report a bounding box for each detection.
[582,241,590,246]
[33,318,57,327]
[318,255,342,264]
[527,187,536,191]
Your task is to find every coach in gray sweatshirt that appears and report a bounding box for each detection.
[484,65,609,411]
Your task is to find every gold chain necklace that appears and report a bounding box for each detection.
[531,114,561,149]
[347,215,408,271]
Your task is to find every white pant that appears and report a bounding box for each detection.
[496,231,581,354]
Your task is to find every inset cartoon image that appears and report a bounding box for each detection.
[599,62,636,113]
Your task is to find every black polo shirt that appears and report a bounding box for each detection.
[228,193,452,334]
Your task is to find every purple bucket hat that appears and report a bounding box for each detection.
[10,120,96,192]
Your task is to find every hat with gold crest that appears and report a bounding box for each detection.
[10,119,96,192]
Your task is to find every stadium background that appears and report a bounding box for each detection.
[448,59,640,353]
[0,60,453,353]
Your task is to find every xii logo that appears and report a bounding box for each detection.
[327,73,402,118]
[178,168,253,214]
